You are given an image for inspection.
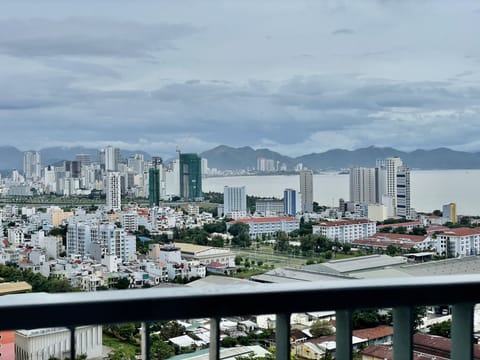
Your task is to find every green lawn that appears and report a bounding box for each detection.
[103,333,139,355]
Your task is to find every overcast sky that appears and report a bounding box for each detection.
[2,1,480,157]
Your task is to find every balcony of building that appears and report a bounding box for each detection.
[0,274,479,360]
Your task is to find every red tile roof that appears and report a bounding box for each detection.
[414,333,480,359]
[361,345,450,360]
[440,227,480,237]
[377,221,423,229]
[230,217,297,224]
[317,219,374,227]
[353,325,393,340]
[369,233,428,243]
[361,345,393,360]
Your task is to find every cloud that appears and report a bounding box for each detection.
[331,28,355,35]
[0,17,199,58]
[2,71,480,157]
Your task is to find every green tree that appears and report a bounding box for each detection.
[432,209,443,217]
[150,335,175,359]
[428,320,451,338]
[221,336,238,347]
[209,235,225,247]
[229,223,251,248]
[310,320,334,337]
[116,277,130,289]
[274,232,289,252]
[386,244,400,256]
[352,310,383,329]
[203,221,227,234]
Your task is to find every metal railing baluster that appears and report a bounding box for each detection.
[69,326,76,360]
[393,306,413,360]
[141,321,151,360]
[451,303,474,360]
[336,309,352,360]
[210,317,220,360]
[276,313,290,360]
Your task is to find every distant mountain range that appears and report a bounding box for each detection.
[0,145,480,172]
[200,145,480,171]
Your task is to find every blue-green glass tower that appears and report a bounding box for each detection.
[179,153,203,201]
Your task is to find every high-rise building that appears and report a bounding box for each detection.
[375,157,412,218]
[104,146,120,172]
[284,188,297,216]
[75,153,91,166]
[396,165,411,218]
[128,154,145,174]
[149,157,163,207]
[257,157,276,172]
[91,223,135,262]
[443,203,457,224]
[349,167,377,204]
[299,170,313,213]
[224,186,247,219]
[180,153,203,201]
[67,221,94,257]
[65,160,81,178]
[106,172,121,211]
[376,157,403,199]
[23,151,41,180]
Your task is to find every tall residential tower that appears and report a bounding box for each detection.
[179,153,203,201]
[299,170,313,213]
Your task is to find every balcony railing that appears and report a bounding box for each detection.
[1,274,479,360]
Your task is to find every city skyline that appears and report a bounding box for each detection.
[2,1,480,159]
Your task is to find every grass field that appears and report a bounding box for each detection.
[102,333,139,356]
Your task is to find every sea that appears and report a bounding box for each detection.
[203,169,480,216]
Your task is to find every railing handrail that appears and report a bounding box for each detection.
[1,274,479,331]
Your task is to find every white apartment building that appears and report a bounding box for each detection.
[106,171,121,211]
[67,222,135,261]
[436,228,480,257]
[255,199,285,216]
[224,186,247,219]
[67,221,95,257]
[230,216,300,238]
[15,326,102,360]
[8,227,24,245]
[396,165,411,218]
[92,223,136,262]
[312,219,377,243]
[120,211,138,232]
[376,157,403,199]
[349,167,377,204]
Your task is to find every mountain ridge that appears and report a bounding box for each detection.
[0,145,479,171]
[200,145,480,170]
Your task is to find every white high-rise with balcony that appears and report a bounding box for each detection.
[349,167,377,204]
[106,172,121,211]
[23,151,41,180]
[396,165,411,218]
[224,186,247,219]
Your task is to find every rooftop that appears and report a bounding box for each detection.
[0,281,32,295]
[303,255,407,274]
[230,216,297,224]
[317,219,373,226]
